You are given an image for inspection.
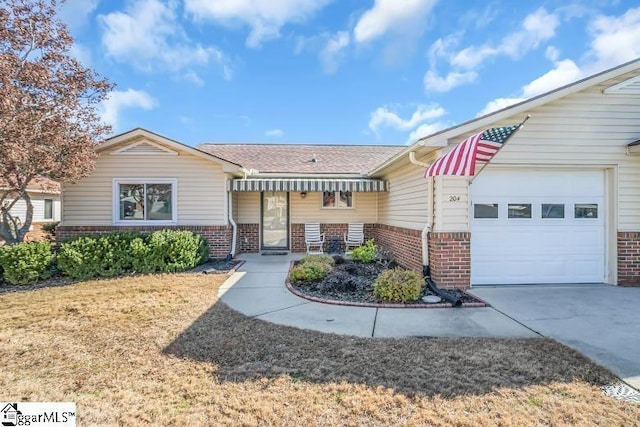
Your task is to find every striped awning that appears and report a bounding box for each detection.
[230,178,388,192]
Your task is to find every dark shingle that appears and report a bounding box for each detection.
[197,144,403,174]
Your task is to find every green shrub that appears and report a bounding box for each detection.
[299,254,335,267]
[58,229,209,279]
[351,239,377,263]
[57,232,139,280]
[373,268,424,303]
[289,261,332,284]
[146,229,209,273]
[0,241,54,285]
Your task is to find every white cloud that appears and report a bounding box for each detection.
[184,0,333,48]
[522,59,582,98]
[408,122,447,144]
[587,7,640,72]
[451,8,560,69]
[424,69,477,92]
[477,97,526,116]
[100,89,156,129]
[319,31,350,74]
[99,0,230,78]
[353,0,438,44]
[369,104,446,134]
[265,128,284,138]
[60,0,99,29]
[182,70,205,86]
[478,57,581,115]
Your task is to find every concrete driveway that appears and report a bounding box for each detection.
[470,284,640,389]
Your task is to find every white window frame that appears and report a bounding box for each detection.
[113,178,178,225]
[321,190,354,210]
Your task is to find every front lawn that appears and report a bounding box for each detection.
[1,273,638,425]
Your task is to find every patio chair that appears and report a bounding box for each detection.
[344,223,364,254]
[304,223,325,254]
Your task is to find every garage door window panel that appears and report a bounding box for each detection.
[575,204,598,219]
[474,203,498,219]
[542,203,564,219]
[508,203,531,219]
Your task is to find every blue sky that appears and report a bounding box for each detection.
[60,0,640,146]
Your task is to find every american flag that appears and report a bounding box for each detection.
[425,125,519,177]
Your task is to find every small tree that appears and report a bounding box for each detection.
[0,0,112,243]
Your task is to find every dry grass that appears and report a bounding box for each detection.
[0,274,638,426]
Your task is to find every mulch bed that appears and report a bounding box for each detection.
[0,258,242,294]
[288,258,487,308]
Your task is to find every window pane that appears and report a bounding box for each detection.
[119,184,144,220]
[575,203,598,219]
[474,203,498,219]
[508,203,531,219]
[146,184,173,220]
[44,199,53,220]
[322,191,335,207]
[542,203,564,219]
[337,191,352,208]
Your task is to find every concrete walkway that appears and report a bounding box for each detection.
[471,284,640,390]
[218,254,537,339]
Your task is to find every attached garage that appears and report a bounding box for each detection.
[470,169,607,285]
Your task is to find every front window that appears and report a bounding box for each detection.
[322,191,353,209]
[115,180,176,223]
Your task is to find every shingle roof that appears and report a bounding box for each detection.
[196,144,403,175]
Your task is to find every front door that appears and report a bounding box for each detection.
[261,192,289,250]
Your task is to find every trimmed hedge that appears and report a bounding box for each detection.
[58,230,209,280]
[0,241,54,285]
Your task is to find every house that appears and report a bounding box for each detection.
[1,177,61,225]
[58,58,640,288]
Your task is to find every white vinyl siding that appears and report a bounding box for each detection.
[235,192,260,223]
[6,194,61,223]
[290,192,377,223]
[61,140,228,226]
[377,155,433,230]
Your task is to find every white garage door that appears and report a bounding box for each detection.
[471,169,605,285]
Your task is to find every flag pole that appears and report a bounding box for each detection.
[469,114,530,184]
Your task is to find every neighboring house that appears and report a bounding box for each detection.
[1,177,61,225]
[58,58,640,288]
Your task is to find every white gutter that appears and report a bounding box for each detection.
[228,190,237,258]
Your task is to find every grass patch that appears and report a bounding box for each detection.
[1,274,638,425]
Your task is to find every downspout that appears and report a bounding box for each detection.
[227,189,237,261]
[408,152,432,268]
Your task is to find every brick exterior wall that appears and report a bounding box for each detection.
[617,232,640,286]
[238,223,260,253]
[290,223,375,253]
[372,224,423,272]
[427,232,471,289]
[56,225,233,259]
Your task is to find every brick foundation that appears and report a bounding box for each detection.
[56,225,233,259]
[291,223,375,253]
[427,232,470,289]
[617,232,640,286]
[372,224,423,272]
[237,223,259,253]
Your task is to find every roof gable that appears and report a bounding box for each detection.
[99,128,242,172]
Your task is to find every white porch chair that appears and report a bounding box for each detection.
[305,223,325,254]
[344,223,364,254]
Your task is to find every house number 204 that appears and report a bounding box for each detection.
[449,196,461,202]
